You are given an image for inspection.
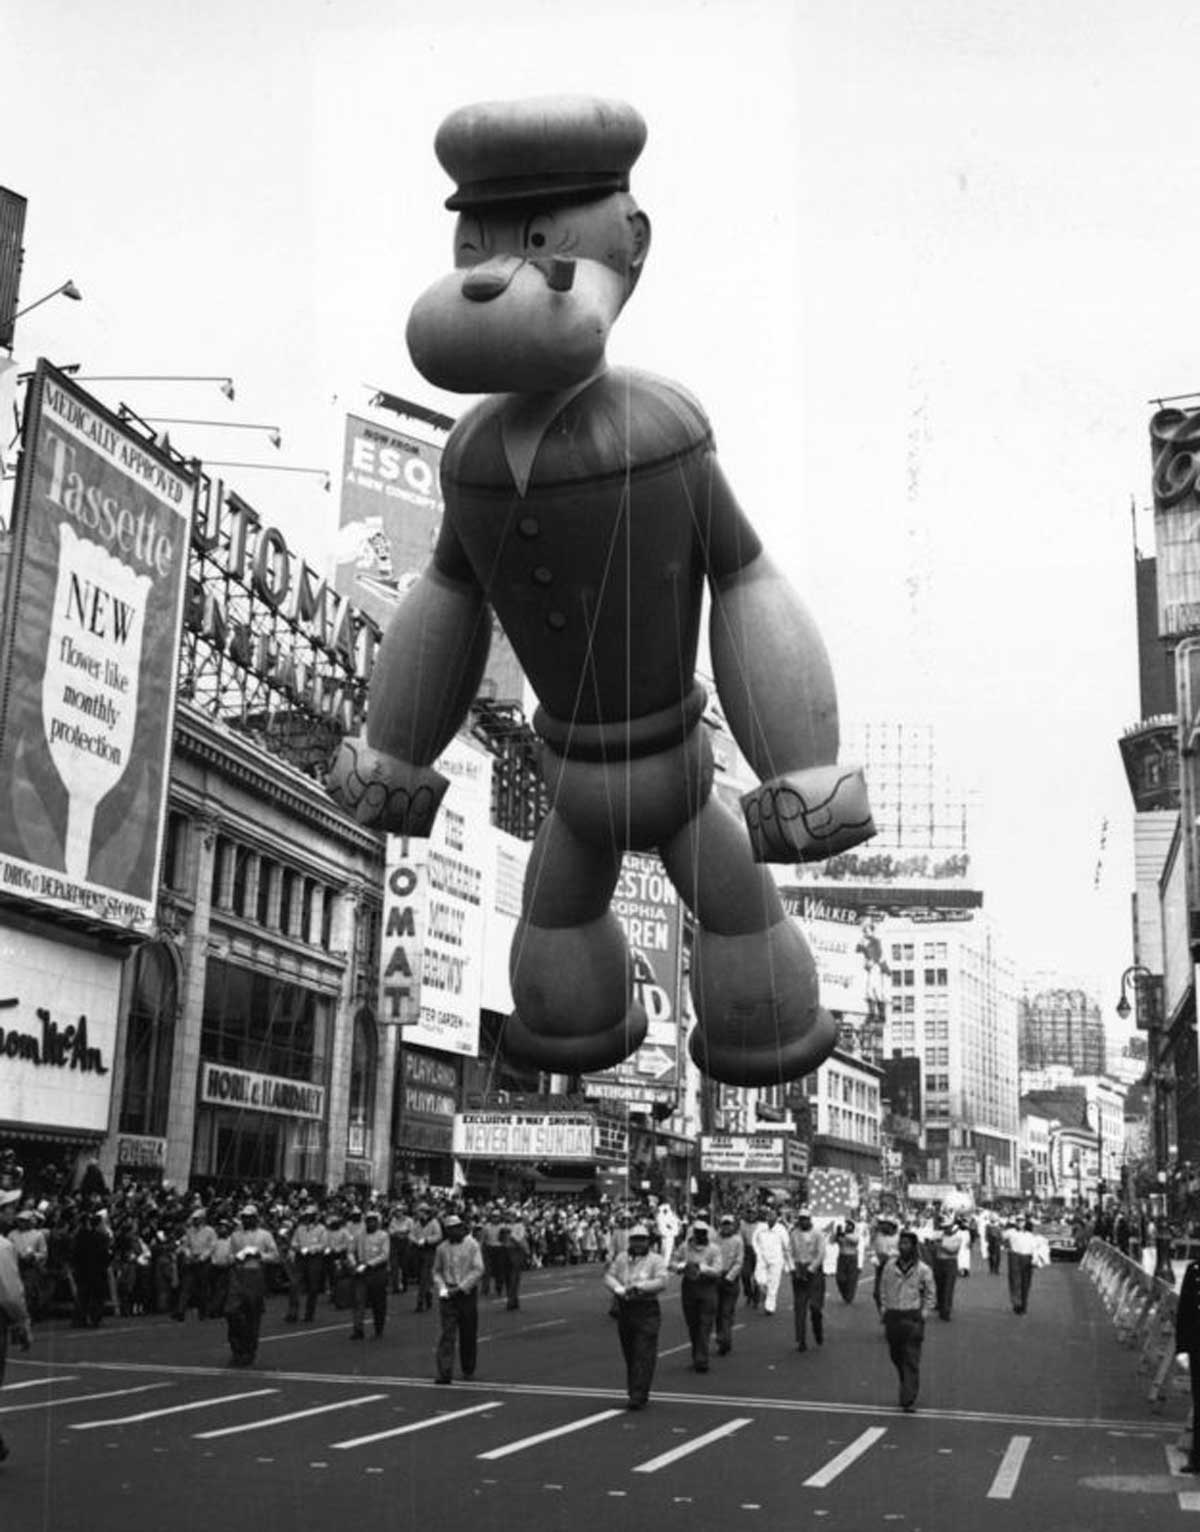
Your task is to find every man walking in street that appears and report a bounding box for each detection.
[1005,1218,1038,1315]
[672,1218,723,1372]
[714,1212,744,1356]
[433,1213,483,1384]
[351,1205,391,1339]
[0,1187,33,1465]
[789,1208,827,1351]
[174,1205,216,1322]
[387,1200,415,1295]
[878,1228,935,1412]
[498,1204,530,1311]
[834,1218,861,1304]
[871,1215,901,1314]
[225,1204,279,1367]
[605,1222,669,1409]
[414,1202,443,1312]
[753,1206,791,1315]
[933,1218,964,1320]
[292,1203,327,1322]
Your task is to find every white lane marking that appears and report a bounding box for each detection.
[478,1408,625,1461]
[2,1376,79,1391]
[803,1427,888,1488]
[259,1324,345,1343]
[986,1435,1031,1499]
[661,1322,747,1358]
[71,1390,278,1430]
[518,1288,572,1300]
[195,1394,387,1439]
[0,1383,169,1416]
[333,1401,501,1450]
[478,1319,566,1344]
[633,1417,754,1474]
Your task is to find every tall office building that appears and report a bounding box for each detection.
[1018,987,1107,1075]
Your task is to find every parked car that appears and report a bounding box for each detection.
[1040,1219,1084,1261]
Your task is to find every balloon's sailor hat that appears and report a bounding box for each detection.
[436,95,647,211]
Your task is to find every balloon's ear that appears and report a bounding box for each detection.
[628,210,652,289]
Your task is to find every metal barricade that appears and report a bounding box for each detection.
[1081,1237,1185,1411]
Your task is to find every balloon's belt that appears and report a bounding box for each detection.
[533,681,708,763]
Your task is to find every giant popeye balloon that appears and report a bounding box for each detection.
[331,97,875,1085]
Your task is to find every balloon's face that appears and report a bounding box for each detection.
[406,193,650,394]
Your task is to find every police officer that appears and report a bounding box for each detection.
[789,1208,827,1351]
[351,1206,391,1339]
[225,1204,279,1367]
[604,1222,669,1409]
[672,1218,723,1372]
[714,1212,744,1356]
[292,1203,327,1322]
[432,1214,484,1383]
[413,1202,443,1312]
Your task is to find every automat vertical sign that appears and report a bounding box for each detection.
[377,735,491,1058]
[0,363,190,931]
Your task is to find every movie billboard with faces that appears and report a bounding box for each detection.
[0,362,190,932]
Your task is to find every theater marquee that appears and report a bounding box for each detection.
[452,1113,596,1161]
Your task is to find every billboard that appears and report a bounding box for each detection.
[782,890,871,1013]
[334,411,523,704]
[378,735,492,1058]
[453,1111,595,1161]
[582,852,685,1106]
[0,926,121,1135]
[395,1047,458,1155]
[0,363,191,932]
[699,1133,807,1176]
[1151,406,1200,638]
[0,187,26,351]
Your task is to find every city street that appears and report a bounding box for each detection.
[0,1259,1190,1531]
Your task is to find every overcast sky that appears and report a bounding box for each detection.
[6,0,1194,1032]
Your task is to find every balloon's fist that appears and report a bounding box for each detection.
[328,735,449,836]
[742,764,874,864]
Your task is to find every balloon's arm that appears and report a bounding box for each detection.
[709,551,874,864]
[330,563,491,835]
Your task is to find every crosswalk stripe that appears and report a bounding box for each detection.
[478,1408,625,1461]
[803,1426,888,1488]
[633,1417,754,1474]
[987,1435,1031,1499]
[0,1383,168,1417]
[194,1394,387,1440]
[70,1390,278,1430]
[332,1401,502,1449]
[2,1376,79,1391]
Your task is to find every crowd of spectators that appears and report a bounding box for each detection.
[1,1163,693,1326]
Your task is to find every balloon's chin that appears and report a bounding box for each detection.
[406,262,624,394]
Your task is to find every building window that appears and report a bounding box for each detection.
[347,1008,377,1159]
[119,942,179,1138]
[162,812,189,891]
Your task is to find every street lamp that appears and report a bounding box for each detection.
[12,279,82,322]
[1114,963,1155,1021]
[76,375,236,401]
[142,419,282,449]
[1116,964,1174,1282]
[205,460,330,492]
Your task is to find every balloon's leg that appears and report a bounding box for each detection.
[659,794,835,1086]
[503,810,648,1073]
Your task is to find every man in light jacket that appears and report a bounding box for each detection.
[753,1207,792,1315]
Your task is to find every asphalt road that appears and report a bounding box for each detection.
[0,1256,1191,1532]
